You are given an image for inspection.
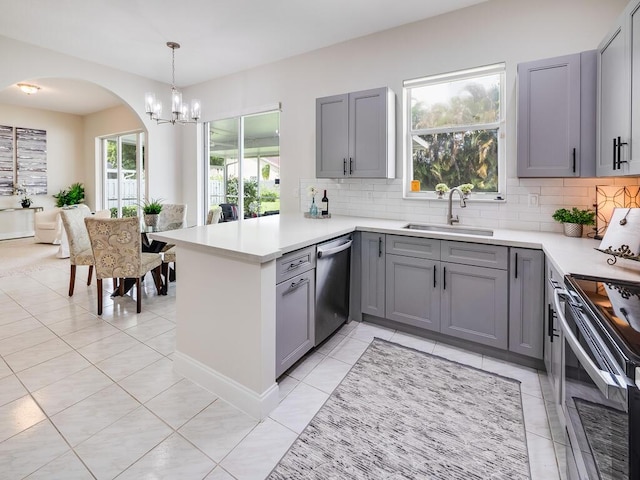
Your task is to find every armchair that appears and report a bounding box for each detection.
[34,207,62,244]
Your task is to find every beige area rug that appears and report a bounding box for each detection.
[0,237,64,277]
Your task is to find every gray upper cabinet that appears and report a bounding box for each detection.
[316,87,395,179]
[597,0,640,176]
[361,232,386,317]
[517,51,596,177]
[508,248,544,359]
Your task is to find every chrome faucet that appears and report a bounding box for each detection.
[447,187,467,225]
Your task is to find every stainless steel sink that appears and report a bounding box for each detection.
[403,223,494,236]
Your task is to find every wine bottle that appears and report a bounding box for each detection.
[320,190,329,216]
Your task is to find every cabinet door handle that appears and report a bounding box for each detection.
[514,252,518,279]
[613,137,618,170]
[617,136,628,169]
[378,237,383,257]
[433,264,436,288]
[572,148,576,173]
[287,259,306,271]
[349,157,353,175]
[547,303,559,341]
[443,266,446,290]
[289,277,309,291]
[343,158,347,176]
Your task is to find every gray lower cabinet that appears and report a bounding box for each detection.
[385,254,440,332]
[509,248,544,359]
[361,232,385,317]
[275,248,316,378]
[440,262,509,349]
[544,259,563,411]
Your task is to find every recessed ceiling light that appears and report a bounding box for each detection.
[17,83,40,95]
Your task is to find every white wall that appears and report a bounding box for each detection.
[182,0,632,232]
[0,35,184,212]
[83,105,145,209]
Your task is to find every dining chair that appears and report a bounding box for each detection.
[156,203,187,294]
[206,205,223,225]
[59,205,93,296]
[156,203,187,231]
[85,217,163,315]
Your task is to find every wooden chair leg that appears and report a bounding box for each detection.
[87,265,93,286]
[136,277,142,313]
[161,263,169,294]
[69,264,76,296]
[113,278,118,290]
[97,278,103,315]
[119,279,124,296]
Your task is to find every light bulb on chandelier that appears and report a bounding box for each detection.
[145,42,201,125]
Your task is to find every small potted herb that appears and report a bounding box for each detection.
[552,207,595,237]
[458,183,474,197]
[141,198,163,229]
[435,183,449,198]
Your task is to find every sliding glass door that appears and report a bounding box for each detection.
[205,110,280,221]
[103,131,145,218]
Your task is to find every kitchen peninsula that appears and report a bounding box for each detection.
[152,214,640,419]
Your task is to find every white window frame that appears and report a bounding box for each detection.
[403,63,506,201]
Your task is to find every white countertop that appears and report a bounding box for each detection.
[151,214,640,282]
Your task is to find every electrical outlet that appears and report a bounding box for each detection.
[528,194,539,207]
[365,191,374,200]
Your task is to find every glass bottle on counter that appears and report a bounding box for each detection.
[320,190,329,216]
[309,197,318,217]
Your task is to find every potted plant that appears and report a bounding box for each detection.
[53,182,85,207]
[458,183,474,197]
[14,183,31,207]
[552,207,595,237]
[141,198,163,229]
[435,183,449,198]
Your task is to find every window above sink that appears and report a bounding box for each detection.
[403,63,506,202]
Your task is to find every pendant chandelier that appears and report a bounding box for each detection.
[145,42,201,125]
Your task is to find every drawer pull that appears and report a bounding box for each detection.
[287,259,306,270]
[289,278,309,290]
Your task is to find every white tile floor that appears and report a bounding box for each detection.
[0,244,561,479]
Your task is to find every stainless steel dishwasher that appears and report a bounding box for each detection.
[315,233,353,345]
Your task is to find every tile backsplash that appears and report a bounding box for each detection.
[299,177,640,234]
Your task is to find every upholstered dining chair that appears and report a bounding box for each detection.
[155,203,187,294]
[156,203,187,232]
[206,205,223,225]
[85,217,163,315]
[59,205,93,296]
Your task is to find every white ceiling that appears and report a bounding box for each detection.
[0,0,488,115]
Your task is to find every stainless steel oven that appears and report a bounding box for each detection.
[552,274,640,480]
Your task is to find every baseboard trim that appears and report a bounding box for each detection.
[173,350,279,420]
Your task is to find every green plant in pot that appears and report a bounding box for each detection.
[141,198,163,230]
[53,182,85,207]
[552,207,595,237]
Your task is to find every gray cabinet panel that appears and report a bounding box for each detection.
[517,53,582,177]
[385,254,440,332]
[275,271,315,378]
[316,87,395,179]
[361,232,385,317]
[276,245,315,283]
[386,235,440,260]
[629,4,640,175]
[316,94,349,178]
[544,259,563,410]
[440,262,508,349]
[597,18,630,176]
[509,248,544,359]
[441,241,508,270]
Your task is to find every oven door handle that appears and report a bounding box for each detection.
[553,288,626,401]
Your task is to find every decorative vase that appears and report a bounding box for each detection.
[437,191,445,199]
[21,199,31,208]
[309,197,318,217]
[563,223,583,238]
[144,213,159,230]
